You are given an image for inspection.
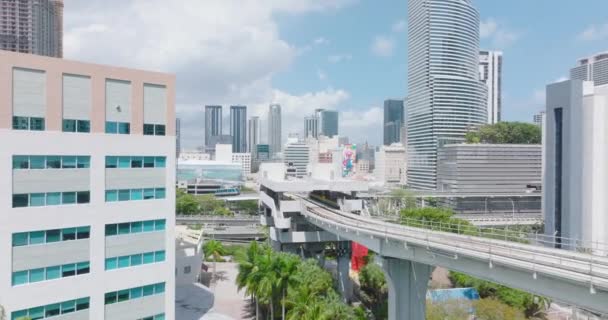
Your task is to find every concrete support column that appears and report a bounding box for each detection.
[379,257,432,320]
[336,241,353,303]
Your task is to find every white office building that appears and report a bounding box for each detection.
[570,51,608,87]
[284,141,310,178]
[375,143,406,185]
[406,0,487,190]
[268,104,282,156]
[0,51,175,319]
[248,116,261,154]
[479,50,503,124]
[544,79,608,252]
[216,144,251,176]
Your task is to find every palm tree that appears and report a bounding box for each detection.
[203,239,225,287]
[274,253,300,320]
[284,285,321,320]
[236,241,262,319]
[252,249,276,319]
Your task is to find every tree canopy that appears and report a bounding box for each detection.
[465,122,541,144]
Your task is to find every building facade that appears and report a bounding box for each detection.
[0,0,63,57]
[0,50,176,319]
[176,118,181,158]
[544,80,608,251]
[248,116,261,154]
[268,104,282,156]
[570,52,608,87]
[304,115,319,139]
[204,105,222,149]
[375,143,406,185]
[284,141,310,178]
[479,50,502,124]
[319,110,338,138]
[406,0,487,190]
[230,105,247,153]
[383,99,405,145]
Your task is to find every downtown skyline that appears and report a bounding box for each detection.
[62,0,608,149]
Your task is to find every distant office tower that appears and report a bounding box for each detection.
[230,105,247,153]
[248,116,261,153]
[176,118,181,157]
[304,115,319,138]
[268,104,282,155]
[383,99,405,145]
[284,141,310,178]
[545,80,608,251]
[406,0,487,190]
[204,105,222,148]
[479,50,503,124]
[570,52,608,87]
[533,112,544,126]
[319,110,339,137]
[0,0,63,57]
[0,50,175,319]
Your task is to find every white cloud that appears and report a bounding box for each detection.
[479,18,519,49]
[328,54,352,63]
[64,0,356,148]
[371,36,395,57]
[317,69,327,81]
[392,20,406,33]
[314,37,330,45]
[578,23,608,41]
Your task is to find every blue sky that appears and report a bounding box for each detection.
[65,0,608,148]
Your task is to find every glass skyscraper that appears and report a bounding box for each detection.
[319,110,338,138]
[383,99,405,146]
[406,0,487,190]
[230,105,247,153]
[268,104,282,156]
[204,105,222,149]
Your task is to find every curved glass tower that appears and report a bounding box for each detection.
[406,0,487,190]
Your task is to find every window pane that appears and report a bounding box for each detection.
[77,262,90,274]
[154,282,165,293]
[46,266,60,280]
[143,252,155,264]
[144,188,155,199]
[46,156,61,168]
[29,268,45,282]
[155,220,166,231]
[143,220,155,232]
[77,120,90,133]
[62,156,77,169]
[30,156,46,169]
[118,189,130,201]
[105,292,117,305]
[155,314,166,320]
[105,190,118,202]
[105,121,117,134]
[62,119,76,132]
[30,193,46,207]
[45,303,61,317]
[28,307,44,319]
[77,156,90,168]
[62,228,76,241]
[106,156,118,168]
[13,116,29,130]
[131,254,142,266]
[118,256,130,268]
[77,226,90,239]
[12,271,28,285]
[118,122,130,134]
[61,300,76,314]
[144,124,155,135]
[131,156,143,168]
[105,258,117,270]
[105,224,118,236]
[155,188,166,199]
[155,251,166,262]
[143,156,155,168]
[12,194,28,208]
[46,192,61,206]
[118,157,131,168]
[118,223,130,234]
[155,157,166,168]
[76,298,90,310]
[46,229,61,243]
[155,124,166,136]
[117,289,130,302]
[131,222,142,233]
[12,233,28,246]
[131,189,143,201]
[30,117,45,131]
[130,287,143,299]
[13,155,29,169]
[77,191,90,204]
[62,264,76,277]
[142,285,155,296]
[62,192,76,204]
[30,231,45,244]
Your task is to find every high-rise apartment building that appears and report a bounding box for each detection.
[0,0,63,57]
[406,0,487,190]
[479,50,503,124]
[248,116,261,153]
[304,115,319,138]
[383,99,405,146]
[544,80,608,252]
[230,105,247,153]
[0,50,176,319]
[284,141,310,178]
[204,105,222,149]
[319,109,338,138]
[268,104,282,156]
[570,52,608,87]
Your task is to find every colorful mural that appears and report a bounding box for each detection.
[342,144,357,177]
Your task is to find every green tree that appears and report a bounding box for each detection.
[274,253,301,320]
[203,239,226,287]
[426,299,471,320]
[176,189,200,215]
[358,263,388,319]
[474,298,526,320]
[236,241,264,319]
[465,122,541,145]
